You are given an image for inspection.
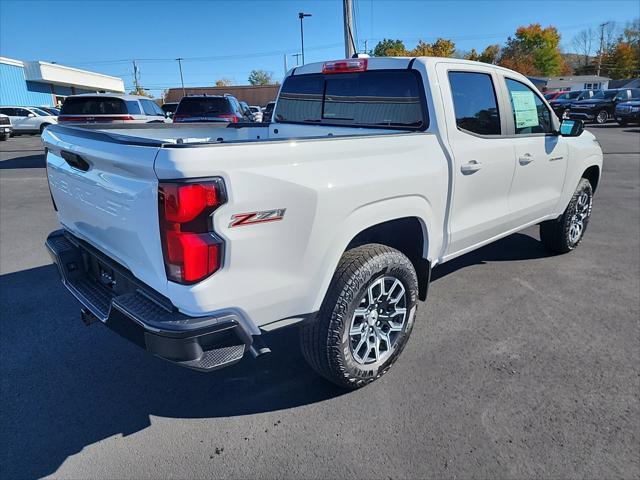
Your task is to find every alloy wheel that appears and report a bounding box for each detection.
[569,190,592,244]
[348,276,407,365]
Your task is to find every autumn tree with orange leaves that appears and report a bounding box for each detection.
[499,24,568,76]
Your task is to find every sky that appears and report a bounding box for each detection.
[1,0,638,97]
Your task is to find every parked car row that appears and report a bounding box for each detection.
[545,88,640,126]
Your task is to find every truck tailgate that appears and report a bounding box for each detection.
[42,126,168,297]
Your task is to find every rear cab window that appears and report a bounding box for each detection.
[275,69,428,130]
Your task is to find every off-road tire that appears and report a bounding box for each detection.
[300,244,419,389]
[540,178,593,253]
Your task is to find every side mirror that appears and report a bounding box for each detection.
[559,119,584,137]
[27,113,36,118]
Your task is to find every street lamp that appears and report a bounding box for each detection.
[298,12,312,65]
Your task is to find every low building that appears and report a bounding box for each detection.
[544,75,610,92]
[0,56,125,108]
[164,85,280,107]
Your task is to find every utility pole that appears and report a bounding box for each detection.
[132,60,140,92]
[298,12,312,65]
[176,57,186,98]
[364,39,368,55]
[596,22,611,77]
[292,53,302,66]
[284,54,288,75]
[343,0,356,58]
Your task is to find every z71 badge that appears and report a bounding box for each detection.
[229,208,286,228]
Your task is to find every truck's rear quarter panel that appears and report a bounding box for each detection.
[155,132,448,325]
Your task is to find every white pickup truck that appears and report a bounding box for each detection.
[44,57,602,388]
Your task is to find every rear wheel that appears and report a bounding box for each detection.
[595,110,608,124]
[540,178,593,253]
[0,133,9,141]
[39,123,51,134]
[300,244,419,389]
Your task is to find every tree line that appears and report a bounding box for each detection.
[372,19,639,79]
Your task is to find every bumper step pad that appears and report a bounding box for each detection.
[46,230,255,372]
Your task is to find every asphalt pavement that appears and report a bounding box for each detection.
[1,125,639,479]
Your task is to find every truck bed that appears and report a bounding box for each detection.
[51,121,404,146]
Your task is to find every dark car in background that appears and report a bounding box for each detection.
[173,95,252,123]
[548,90,597,119]
[58,94,169,124]
[614,100,640,126]
[34,106,61,116]
[161,102,178,118]
[262,101,276,122]
[568,88,640,124]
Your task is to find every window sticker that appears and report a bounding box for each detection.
[510,90,539,128]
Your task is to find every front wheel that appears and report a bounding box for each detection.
[540,178,593,253]
[595,110,608,124]
[300,244,419,389]
[0,133,9,141]
[39,123,51,134]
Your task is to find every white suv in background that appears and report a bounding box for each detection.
[57,94,170,124]
[0,106,58,135]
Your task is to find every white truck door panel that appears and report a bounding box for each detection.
[436,64,516,256]
[502,76,568,221]
[509,136,568,220]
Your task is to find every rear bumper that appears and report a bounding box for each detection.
[46,229,267,371]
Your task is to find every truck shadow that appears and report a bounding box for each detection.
[431,232,549,281]
[0,153,45,169]
[1,231,549,478]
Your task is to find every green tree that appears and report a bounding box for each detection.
[499,24,565,76]
[248,70,273,86]
[373,38,408,56]
[427,38,456,57]
[478,44,500,64]
[464,48,480,61]
[605,42,639,78]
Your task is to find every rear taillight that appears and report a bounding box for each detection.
[322,58,368,74]
[218,114,239,123]
[158,179,226,284]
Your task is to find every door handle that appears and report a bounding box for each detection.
[460,160,482,174]
[518,153,534,165]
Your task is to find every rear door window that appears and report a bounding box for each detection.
[60,97,128,115]
[275,70,426,130]
[448,71,501,135]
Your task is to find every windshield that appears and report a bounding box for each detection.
[592,90,617,100]
[175,97,232,116]
[32,108,51,116]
